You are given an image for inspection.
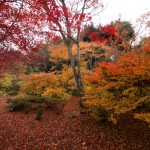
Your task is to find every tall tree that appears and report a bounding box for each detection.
[1,0,104,95]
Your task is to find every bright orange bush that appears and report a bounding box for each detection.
[142,43,150,53]
[84,49,150,123]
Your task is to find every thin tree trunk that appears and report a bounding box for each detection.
[66,44,81,92]
[76,43,84,107]
[76,43,83,92]
[60,0,85,106]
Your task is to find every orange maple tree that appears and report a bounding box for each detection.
[84,43,150,122]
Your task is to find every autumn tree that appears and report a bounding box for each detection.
[109,20,135,52]
[111,20,135,41]
[84,45,150,123]
[80,24,119,44]
[1,0,104,96]
[0,0,38,52]
[81,21,135,52]
[48,42,71,72]
[80,24,99,42]
[0,0,44,73]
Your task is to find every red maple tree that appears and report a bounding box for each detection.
[1,0,104,94]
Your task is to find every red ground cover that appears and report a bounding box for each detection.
[0,96,149,150]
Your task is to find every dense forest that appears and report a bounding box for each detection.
[0,0,150,149]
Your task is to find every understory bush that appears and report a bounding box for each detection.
[7,95,68,110]
[93,105,109,122]
[19,72,70,99]
[7,97,32,113]
[35,103,44,120]
[7,95,68,118]
[6,72,71,119]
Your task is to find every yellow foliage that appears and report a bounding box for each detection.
[20,73,70,99]
[78,42,110,56]
[109,114,117,124]
[49,41,105,61]
[0,73,21,95]
[49,43,68,60]
[49,42,79,61]
[58,66,78,94]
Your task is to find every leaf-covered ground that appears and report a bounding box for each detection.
[0,96,150,150]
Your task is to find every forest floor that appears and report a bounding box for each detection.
[0,96,150,150]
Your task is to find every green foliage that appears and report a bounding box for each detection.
[0,74,21,96]
[7,97,32,113]
[45,97,66,109]
[35,104,44,120]
[7,95,67,119]
[26,66,37,74]
[93,106,109,122]
[36,108,43,120]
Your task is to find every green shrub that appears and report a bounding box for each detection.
[23,95,45,103]
[35,104,44,120]
[7,97,31,113]
[45,97,59,108]
[93,106,109,122]
[7,95,68,118]
[44,97,66,115]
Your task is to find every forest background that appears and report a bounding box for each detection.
[0,0,150,125]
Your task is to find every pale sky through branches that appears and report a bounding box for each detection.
[95,0,150,25]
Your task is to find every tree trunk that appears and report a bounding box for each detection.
[76,43,84,107]
[66,43,83,97]
[76,43,83,92]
